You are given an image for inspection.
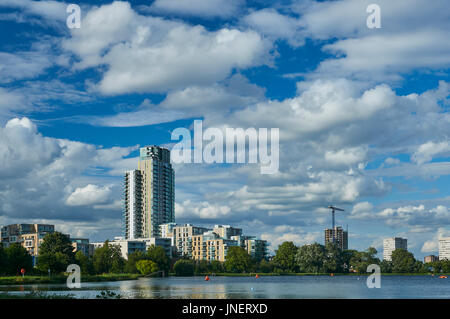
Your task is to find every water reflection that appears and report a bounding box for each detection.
[0,276,449,299]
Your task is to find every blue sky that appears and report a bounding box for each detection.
[0,0,449,259]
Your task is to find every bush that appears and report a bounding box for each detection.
[173,260,195,276]
[136,260,158,276]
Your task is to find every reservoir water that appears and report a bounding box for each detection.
[1,275,449,299]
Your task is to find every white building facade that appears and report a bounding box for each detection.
[383,237,407,261]
[439,237,450,260]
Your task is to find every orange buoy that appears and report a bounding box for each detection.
[255,274,259,279]
[439,275,447,279]
[205,276,210,281]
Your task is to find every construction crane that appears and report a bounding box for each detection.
[327,205,345,243]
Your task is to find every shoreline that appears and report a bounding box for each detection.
[1,272,448,285]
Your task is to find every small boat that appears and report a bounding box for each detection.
[439,275,447,279]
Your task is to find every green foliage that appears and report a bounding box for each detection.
[194,260,210,275]
[37,252,71,274]
[92,241,125,274]
[39,232,75,258]
[146,245,170,276]
[296,243,327,273]
[136,260,158,275]
[224,246,252,273]
[391,249,417,273]
[323,243,345,273]
[428,260,450,273]
[0,244,7,275]
[74,251,94,275]
[173,259,195,276]
[258,259,274,273]
[210,260,224,273]
[380,260,393,273]
[124,251,147,274]
[346,247,380,273]
[37,232,75,274]
[273,241,298,272]
[4,244,33,275]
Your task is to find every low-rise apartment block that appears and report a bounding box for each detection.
[439,237,450,261]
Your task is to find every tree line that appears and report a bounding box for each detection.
[1,234,449,276]
[269,241,450,274]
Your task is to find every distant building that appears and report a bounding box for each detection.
[173,224,210,257]
[159,222,177,245]
[439,237,450,261]
[424,255,439,263]
[92,239,147,260]
[138,237,173,258]
[124,169,143,239]
[245,238,268,261]
[124,146,175,239]
[324,226,348,251]
[92,237,172,260]
[383,237,407,261]
[0,224,55,264]
[189,231,238,262]
[231,235,268,261]
[70,238,94,257]
[213,225,242,240]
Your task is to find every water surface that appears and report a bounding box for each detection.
[1,275,449,299]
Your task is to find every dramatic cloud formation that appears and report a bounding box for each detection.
[0,0,448,257]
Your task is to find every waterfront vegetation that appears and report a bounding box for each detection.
[1,233,449,286]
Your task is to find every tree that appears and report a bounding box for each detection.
[173,259,195,276]
[348,247,380,273]
[323,243,344,273]
[75,251,94,275]
[5,244,33,275]
[380,260,392,273]
[273,241,298,272]
[391,249,416,273]
[136,260,158,276]
[147,245,170,276]
[210,260,224,273]
[92,241,125,274]
[258,259,274,273]
[37,232,75,274]
[125,251,147,274]
[0,244,7,275]
[224,246,252,273]
[194,260,210,275]
[296,243,326,273]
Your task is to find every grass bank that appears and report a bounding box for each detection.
[0,273,141,285]
[192,272,449,277]
[0,291,75,299]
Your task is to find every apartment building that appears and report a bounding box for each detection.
[124,146,175,239]
[189,231,238,262]
[0,224,55,264]
[70,238,94,257]
[173,224,210,257]
[439,237,450,261]
[424,255,439,263]
[383,237,407,261]
[213,225,242,239]
[324,226,348,251]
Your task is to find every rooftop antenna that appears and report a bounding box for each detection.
[327,205,345,243]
